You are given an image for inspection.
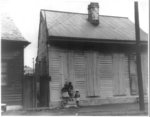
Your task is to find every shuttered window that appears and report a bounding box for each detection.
[113,53,129,96]
[129,52,148,96]
[86,52,98,96]
[129,53,138,95]
[73,51,86,99]
[97,53,113,97]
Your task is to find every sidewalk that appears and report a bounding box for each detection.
[2,103,148,116]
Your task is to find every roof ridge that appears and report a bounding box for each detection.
[100,15,128,19]
[41,9,128,19]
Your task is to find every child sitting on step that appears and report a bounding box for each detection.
[74,91,80,107]
[61,83,69,105]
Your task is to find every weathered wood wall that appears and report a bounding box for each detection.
[2,46,24,106]
[141,51,148,95]
[37,12,50,107]
[23,75,34,109]
[48,43,147,105]
[37,12,48,61]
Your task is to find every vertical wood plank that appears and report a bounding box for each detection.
[61,50,67,87]
[86,52,91,96]
[124,55,130,96]
[87,51,94,96]
[94,52,99,96]
[112,53,119,96]
[69,50,75,86]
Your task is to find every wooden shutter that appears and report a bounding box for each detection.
[73,51,86,99]
[122,54,130,96]
[68,51,75,86]
[49,48,62,101]
[87,52,95,96]
[129,52,148,96]
[97,53,113,97]
[86,51,99,97]
[61,50,68,85]
[129,53,138,95]
[113,53,129,96]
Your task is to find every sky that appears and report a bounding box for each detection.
[1,0,149,68]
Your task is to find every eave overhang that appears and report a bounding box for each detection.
[47,36,148,46]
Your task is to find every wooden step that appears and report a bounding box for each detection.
[67,100,76,105]
[64,100,77,108]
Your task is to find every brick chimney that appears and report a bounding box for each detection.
[88,2,99,25]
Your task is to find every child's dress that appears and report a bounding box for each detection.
[74,92,80,107]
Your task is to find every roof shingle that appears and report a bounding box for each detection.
[42,10,148,42]
[1,15,29,43]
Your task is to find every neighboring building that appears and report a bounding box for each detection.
[36,3,148,107]
[24,65,34,75]
[23,65,37,109]
[1,15,30,110]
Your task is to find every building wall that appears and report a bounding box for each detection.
[2,45,24,107]
[141,51,148,95]
[48,44,147,107]
[37,13,50,107]
[37,12,48,61]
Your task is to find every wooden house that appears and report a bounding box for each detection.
[1,16,30,110]
[36,3,148,107]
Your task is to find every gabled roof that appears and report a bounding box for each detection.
[1,15,30,45]
[41,10,148,42]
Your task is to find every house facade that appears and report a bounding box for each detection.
[1,16,30,110]
[36,3,148,107]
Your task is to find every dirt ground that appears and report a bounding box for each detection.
[2,103,148,116]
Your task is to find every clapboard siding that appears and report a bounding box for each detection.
[1,49,23,105]
[48,45,147,106]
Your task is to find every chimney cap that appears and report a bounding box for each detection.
[88,2,99,10]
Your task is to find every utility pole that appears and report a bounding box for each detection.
[32,58,36,108]
[33,58,34,73]
[134,1,145,111]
